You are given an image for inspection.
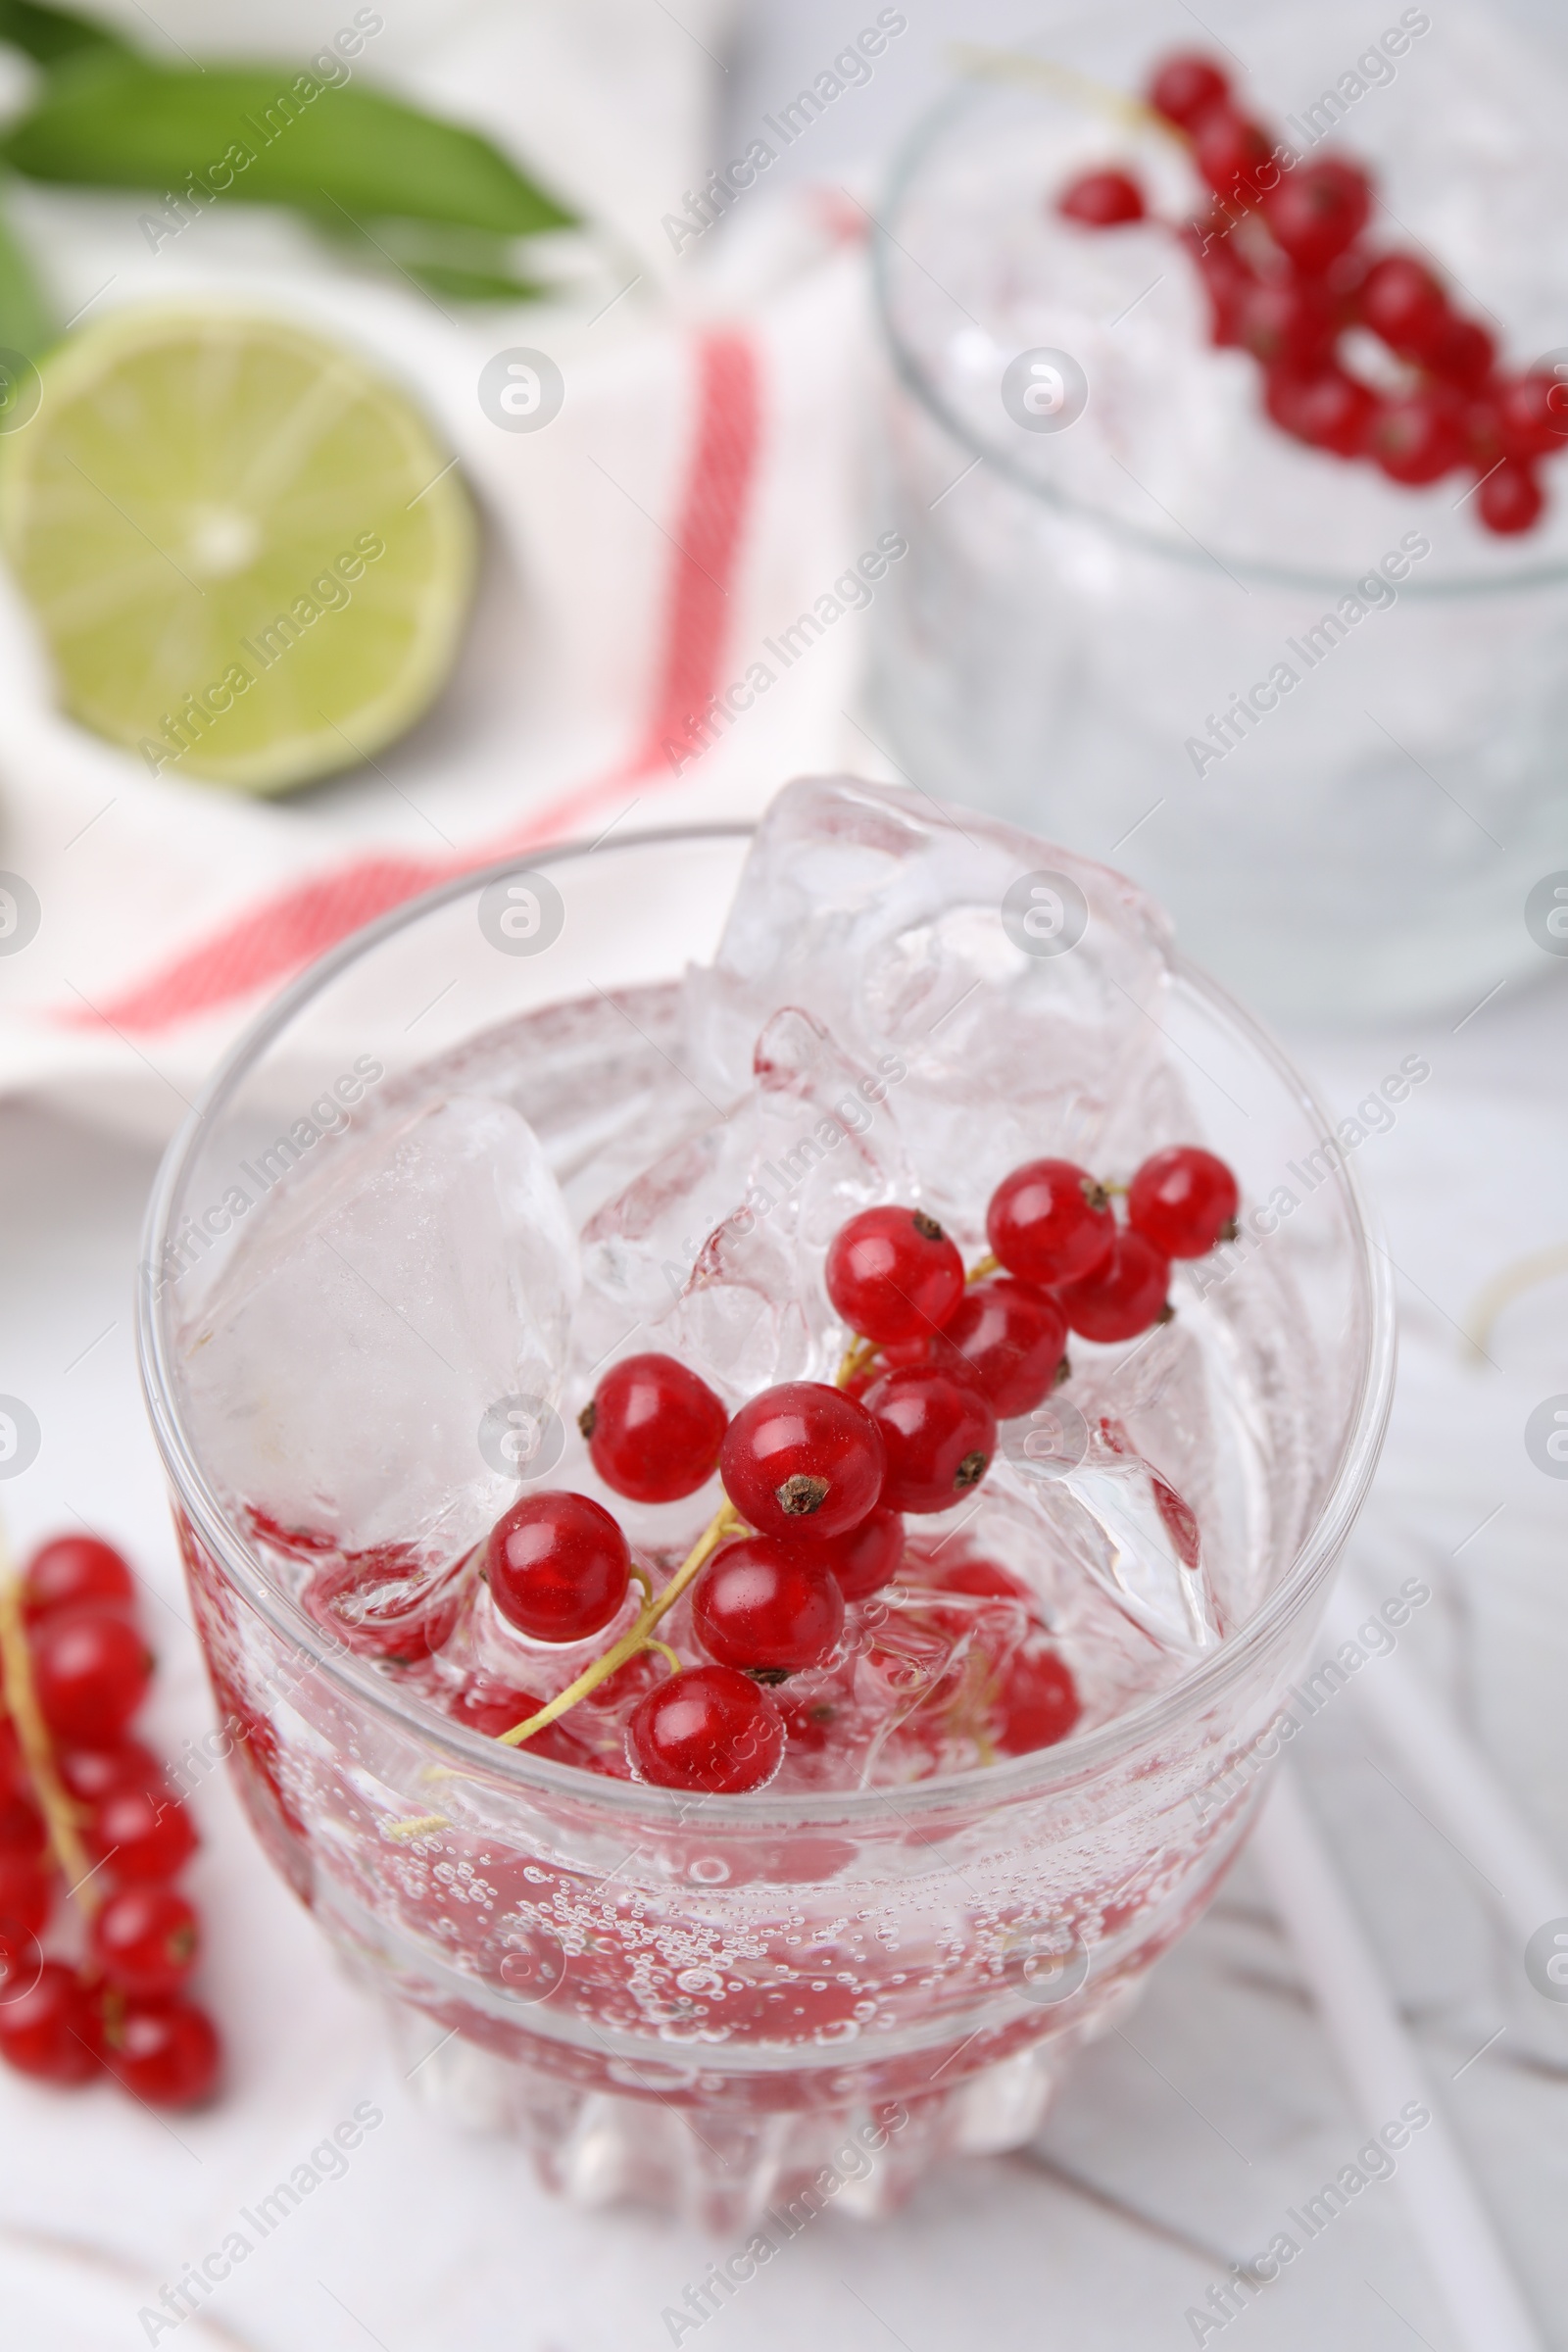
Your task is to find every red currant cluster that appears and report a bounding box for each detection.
[447,1146,1237,1797]
[1058,52,1565,534]
[0,1536,220,2107]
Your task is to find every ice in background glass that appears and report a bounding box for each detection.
[871,2,1568,1020]
[137,789,1392,2222]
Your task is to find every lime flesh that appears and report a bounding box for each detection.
[0,306,477,793]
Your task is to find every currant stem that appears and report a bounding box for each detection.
[496,1502,743,1748]
[965,1251,1001,1285]
[0,1553,101,1913]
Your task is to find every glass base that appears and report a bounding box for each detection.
[385,1998,1113,2229]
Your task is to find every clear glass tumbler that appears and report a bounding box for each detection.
[137,824,1394,2226]
[871,30,1568,1021]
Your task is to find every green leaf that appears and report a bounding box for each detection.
[0,193,52,356]
[309,208,550,305]
[3,56,576,236]
[0,0,128,67]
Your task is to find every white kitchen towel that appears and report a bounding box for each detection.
[0,4,889,1136]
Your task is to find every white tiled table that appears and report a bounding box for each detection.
[3,948,1567,2352]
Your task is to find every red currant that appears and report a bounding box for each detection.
[1190,106,1272,207]
[91,1884,200,1994]
[1148,52,1229,127]
[1127,1147,1239,1257]
[1055,1231,1171,1343]
[23,1535,136,1623]
[446,1675,587,1765]
[825,1206,965,1347]
[0,1961,98,2084]
[987,1158,1113,1286]
[97,1993,220,2108]
[484,1492,631,1643]
[1369,391,1468,484]
[1058,169,1145,227]
[693,1538,846,1676]
[1236,279,1335,369]
[0,1855,50,1938]
[1478,459,1544,536]
[1495,370,1568,460]
[89,1785,198,1884]
[1356,254,1447,355]
[302,1544,464,1663]
[55,1740,163,1803]
[1189,227,1256,348]
[939,1556,1030,1602]
[719,1382,884,1539]
[627,1666,784,1792]
[862,1368,996,1515]
[30,1610,151,1744]
[580,1352,727,1503]
[993,1643,1081,1754]
[1264,363,1375,457]
[799,1506,906,1601]
[0,1790,45,1861]
[937,1279,1067,1418]
[1260,159,1370,274]
[1422,314,1494,390]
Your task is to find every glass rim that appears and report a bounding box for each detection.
[872,74,1568,600]
[136,814,1396,1830]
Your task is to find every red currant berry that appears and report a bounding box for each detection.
[799,1506,906,1601]
[1263,363,1375,457]
[30,1610,152,1744]
[580,1352,727,1504]
[446,1675,587,1765]
[1058,169,1145,227]
[1422,314,1494,390]
[1495,370,1568,459]
[1236,279,1335,368]
[993,1643,1081,1754]
[627,1666,784,1792]
[0,1716,21,1801]
[1356,254,1447,355]
[1368,391,1468,484]
[938,1280,1067,1419]
[0,1854,51,1939]
[1260,159,1370,274]
[23,1535,136,1623]
[89,1785,198,1884]
[1055,1232,1171,1343]
[940,1556,1030,1602]
[862,1367,996,1516]
[1478,459,1544,536]
[98,1993,220,2108]
[825,1206,965,1347]
[485,1492,631,1643]
[1190,106,1272,207]
[1148,52,1229,127]
[693,1539,845,1677]
[0,1789,45,1861]
[1127,1147,1240,1258]
[719,1383,884,1540]
[91,1884,200,1994]
[1187,227,1256,348]
[55,1740,163,1804]
[302,1544,464,1663]
[0,1961,99,2084]
[987,1158,1114,1286]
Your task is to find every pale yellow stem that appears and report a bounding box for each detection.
[0,1557,100,1912]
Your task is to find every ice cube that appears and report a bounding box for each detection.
[685,776,1175,1240]
[574,1004,917,1399]
[177,1094,579,1576]
[1001,1410,1222,1654]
